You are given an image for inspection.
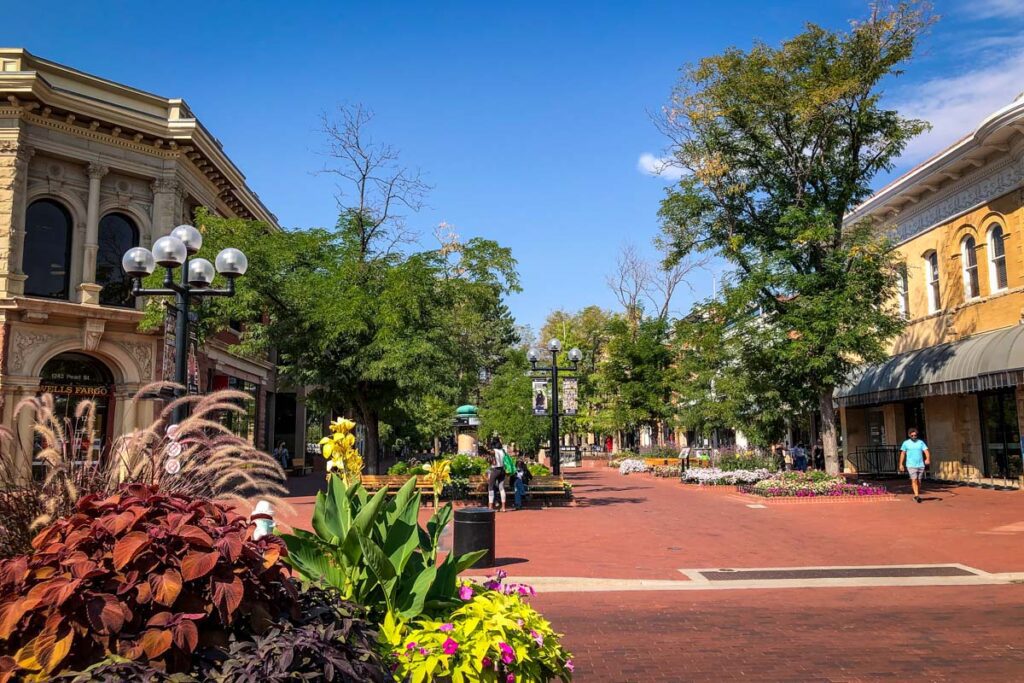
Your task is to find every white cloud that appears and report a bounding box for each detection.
[960,0,1023,19]
[637,152,687,180]
[890,45,1024,165]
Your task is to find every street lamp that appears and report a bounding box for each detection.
[122,225,248,423]
[528,339,581,476]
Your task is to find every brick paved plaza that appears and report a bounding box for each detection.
[286,462,1024,681]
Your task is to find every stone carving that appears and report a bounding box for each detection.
[887,154,1024,244]
[150,178,179,194]
[118,341,154,379]
[0,140,17,156]
[87,163,109,180]
[9,330,74,374]
[82,319,105,351]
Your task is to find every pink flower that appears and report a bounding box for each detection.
[506,674,515,683]
[530,629,544,646]
[406,642,417,651]
[459,584,474,600]
[442,637,459,655]
[566,659,575,672]
[439,623,454,633]
[499,641,516,664]
[496,569,509,580]
[419,647,428,656]
[482,656,493,668]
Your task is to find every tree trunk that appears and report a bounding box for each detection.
[819,387,840,475]
[356,397,381,474]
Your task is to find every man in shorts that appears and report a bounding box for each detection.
[899,428,930,503]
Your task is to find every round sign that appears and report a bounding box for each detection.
[165,441,183,458]
[164,457,181,475]
[166,424,180,441]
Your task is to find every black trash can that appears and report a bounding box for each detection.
[453,506,495,568]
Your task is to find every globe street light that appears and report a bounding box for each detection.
[122,225,247,422]
[528,340,582,476]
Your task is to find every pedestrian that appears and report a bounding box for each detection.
[273,441,290,471]
[782,445,794,472]
[813,438,825,471]
[899,427,931,503]
[513,457,533,510]
[487,437,509,512]
[793,442,808,472]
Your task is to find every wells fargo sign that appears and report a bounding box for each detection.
[39,384,109,397]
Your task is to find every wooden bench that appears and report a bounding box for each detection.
[466,475,572,506]
[290,455,313,476]
[361,475,435,495]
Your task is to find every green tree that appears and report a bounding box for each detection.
[657,3,929,472]
[479,350,548,455]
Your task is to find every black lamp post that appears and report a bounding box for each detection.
[121,224,248,424]
[528,339,582,476]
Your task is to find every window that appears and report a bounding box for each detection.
[989,224,1008,292]
[897,266,910,317]
[961,236,980,300]
[924,251,941,313]
[97,213,139,307]
[24,199,73,299]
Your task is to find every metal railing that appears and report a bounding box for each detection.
[849,445,900,475]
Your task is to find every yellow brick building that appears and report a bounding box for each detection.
[837,94,1024,485]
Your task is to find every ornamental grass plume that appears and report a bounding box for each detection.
[0,384,290,558]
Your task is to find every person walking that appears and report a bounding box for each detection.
[812,438,825,471]
[273,441,290,471]
[782,445,794,472]
[793,443,808,472]
[899,427,931,503]
[487,437,509,512]
[513,458,533,510]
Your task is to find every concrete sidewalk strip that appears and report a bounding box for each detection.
[499,563,1019,592]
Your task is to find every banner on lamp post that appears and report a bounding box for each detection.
[532,380,549,416]
[561,378,578,416]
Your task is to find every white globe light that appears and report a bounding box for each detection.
[171,224,203,254]
[152,236,187,267]
[215,247,248,278]
[121,247,156,277]
[568,347,583,363]
[548,338,562,352]
[187,258,215,287]
[527,348,539,363]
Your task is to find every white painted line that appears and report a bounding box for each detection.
[683,563,987,575]
[746,504,767,508]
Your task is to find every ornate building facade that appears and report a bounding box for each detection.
[0,48,287,467]
[838,93,1024,484]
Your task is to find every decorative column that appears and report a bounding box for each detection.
[77,162,108,304]
[150,177,180,242]
[1,142,34,297]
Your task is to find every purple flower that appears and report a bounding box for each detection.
[406,642,417,651]
[499,641,516,664]
[442,637,459,655]
[420,648,428,656]
[496,569,509,581]
[459,584,474,600]
[484,579,501,590]
[566,659,575,672]
[482,656,493,668]
[507,674,515,683]
[530,629,544,646]
[440,623,454,633]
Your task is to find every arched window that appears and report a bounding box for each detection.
[97,213,139,307]
[989,224,1008,292]
[24,199,73,299]
[897,266,910,318]
[924,250,941,313]
[961,236,979,300]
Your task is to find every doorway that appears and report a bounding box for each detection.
[38,352,115,462]
[978,389,1022,480]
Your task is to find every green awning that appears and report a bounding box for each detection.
[836,325,1024,407]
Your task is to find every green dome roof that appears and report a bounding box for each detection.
[456,404,478,416]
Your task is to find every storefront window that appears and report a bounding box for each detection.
[979,390,1022,480]
[216,375,259,443]
[37,353,114,469]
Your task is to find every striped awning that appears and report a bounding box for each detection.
[836,325,1024,407]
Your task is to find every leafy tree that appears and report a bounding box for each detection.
[479,350,548,455]
[656,3,929,472]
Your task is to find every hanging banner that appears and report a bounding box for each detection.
[187,340,200,395]
[532,380,549,416]
[561,378,578,416]
[162,305,177,383]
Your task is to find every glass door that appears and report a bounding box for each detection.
[979,390,1022,479]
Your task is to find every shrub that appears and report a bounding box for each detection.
[381,572,574,682]
[528,463,551,477]
[717,452,777,472]
[281,475,485,622]
[651,465,680,478]
[618,459,649,475]
[0,484,296,680]
[682,467,771,485]
[643,446,679,459]
[447,453,489,478]
[387,461,410,475]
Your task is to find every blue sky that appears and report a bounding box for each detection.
[5,0,1022,331]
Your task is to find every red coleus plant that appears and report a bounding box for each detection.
[0,483,295,681]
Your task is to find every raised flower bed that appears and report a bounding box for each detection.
[738,471,891,500]
[682,467,772,486]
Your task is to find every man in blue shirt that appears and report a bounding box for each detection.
[899,428,931,503]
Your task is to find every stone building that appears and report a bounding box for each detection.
[0,48,300,468]
[837,93,1024,484]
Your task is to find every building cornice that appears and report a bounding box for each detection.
[0,48,279,229]
[846,95,1024,243]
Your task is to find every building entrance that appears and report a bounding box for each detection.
[979,389,1022,480]
[38,352,115,461]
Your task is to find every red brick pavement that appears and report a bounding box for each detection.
[532,585,1024,682]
